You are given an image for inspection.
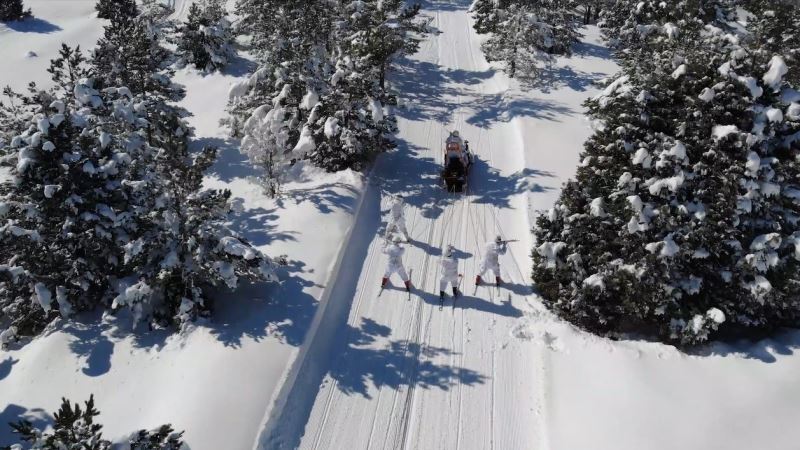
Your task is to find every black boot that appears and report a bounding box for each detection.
[452,287,459,298]
[439,290,445,300]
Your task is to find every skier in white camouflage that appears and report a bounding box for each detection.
[382,237,411,291]
[385,195,410,242]
[476,235,507,286]
[439,245,461,300]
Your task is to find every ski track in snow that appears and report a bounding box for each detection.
[254,1,578,449]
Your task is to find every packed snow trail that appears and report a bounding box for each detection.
[255,1,613,449]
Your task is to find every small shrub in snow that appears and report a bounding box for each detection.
[174,0,235,72]
[532,2,800,345]
[1,395,185,450]
[0,0,31,22]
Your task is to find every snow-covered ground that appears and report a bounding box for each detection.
[1,1,364,449]
[3,1,800,449]
[255,2,800,450]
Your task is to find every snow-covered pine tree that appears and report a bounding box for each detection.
[5,395,110,450]
[232,0,422,189]
[532,5,800,344]
[0,87,34,152]
[299,0,423,171]
[472,0,507,34]
[479,1,579,80]
[1,395,184,450]
[0,45,155,340]
[0,0,31,22]
[92,17,188,152]
[174,0,235,72]
[601,0,731,60]
[128,425,185,450]
[743,0,800,85]
[95,0,138,22]
[116,143,279,328]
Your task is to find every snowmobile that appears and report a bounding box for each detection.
[441,137,472,193]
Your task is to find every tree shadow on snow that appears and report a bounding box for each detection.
[227,204,298,246]
[196,137,262,182]
[572,39,613,60]
[468,156,555,209]
[371,139,453,221]
[691,329,800,363]
[391,58,496,124]
[0,357,18,381]
[207,259,318,348]
[526,64,609,94]
[43,315,117,377]
[329,317,486,398]
[281,181,361,215]
[467,93,574,128]
[222,51,258,78]
[4,17,62,34]
[0,404,51,446]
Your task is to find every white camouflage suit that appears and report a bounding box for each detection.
[478,240,507,278]
[383,243,409,282]
[439,254,460,292]
[386,199,409,241]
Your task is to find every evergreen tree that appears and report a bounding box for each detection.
[532,3,800,344]
[4,396,110,449]
[115,143,279,328]
[128,425,185,450]
[0,45,154,338]
[600,0,731,59]
[0,0,31,22]
[175,0,235,72]
[1,395,184,450]
[744,0,800,85]
[477,0,579,80]
[92,17,188,153]
[231,0,423,193]
[472,0,508,34]
[95,0,138,23]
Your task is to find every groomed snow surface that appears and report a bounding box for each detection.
[3,1,800,450]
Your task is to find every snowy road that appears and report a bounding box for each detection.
[255,2,553,449]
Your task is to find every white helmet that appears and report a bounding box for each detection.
[393,236,403,245]
[445,245,455,257]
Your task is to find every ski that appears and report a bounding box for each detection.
[439,295,445,311]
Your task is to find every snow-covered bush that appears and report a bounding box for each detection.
[2,395,184,450]
[119,144,279,328]
[599,0,731,58]
[532,6,800,345]
[0,45,153,337]
[743,0,800,85]
[473,0,579,80]
[95,0,137,23]
[127,425,185,450]
[175,0,235,72]
[0,46,279,340]
[230,0,422,194]
[0,0,31,22]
